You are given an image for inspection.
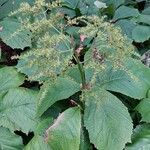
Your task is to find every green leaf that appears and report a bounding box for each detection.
[96,59,150,99]
[24,135,50,150]
[132,25,150,42]
[35,117,53,136]
[0,67,24,92]
[25,116,53,149]
[59,7,76,18]
[77,0,99,15]
[62,0,79,9]
[0,19,32,49]
[113,6,139,20]
[25,107,81,150]
[46,107,81,150]
[64,67,82,83]
[126,124,150,150]
[84,87,133,150]
[124,58,150,87]
[137,14,150,25]
[0,88,38,133]
[142,7,150,15]
[136,98,150,122]
[64,67,93,84]
[80,126,92,150]
[115,19,136,39]
[0,127,23,150]
[37,77,81,116]
[16,55,42,81]
[103,0,125,8]
[0,0,34,19]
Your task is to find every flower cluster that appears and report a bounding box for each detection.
[78,16,134,84]
[11,0,72,82]
[11,1,135,83]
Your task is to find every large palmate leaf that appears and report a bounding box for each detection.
[136,98,150,122]
[96,59,150,99]
[0,88,38,133]
[0,19,31,49]
[0,127,23,150]
[84,87,133,150]
[113,6,139,20]
[126,124,150,150]
[37,77,81,116]
[132,25,150,42]
[46,107,81,150]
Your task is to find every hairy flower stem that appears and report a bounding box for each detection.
[75,53,86,88]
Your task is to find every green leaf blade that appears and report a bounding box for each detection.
[115,20,136,39]
[113,6,139,20]
[0,19,32,49]
[103,0,125,8]
[24,135,50,150]
[0,127,23,150]
[37,77,81,116]
[97,59,150,99]
[0,88,38,133]
[0,67,24,93]
[0,0,34,19]
[132,25,150,42]
[137,14,150,25]
[136,98,150,122]
[84,88,133,150]
[126,124,150,150]
[46,107,81,150]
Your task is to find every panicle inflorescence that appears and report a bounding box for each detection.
[10,1,135,83]
[78,16,135,85]
[10,0,61,16]
[10,0,73,82]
